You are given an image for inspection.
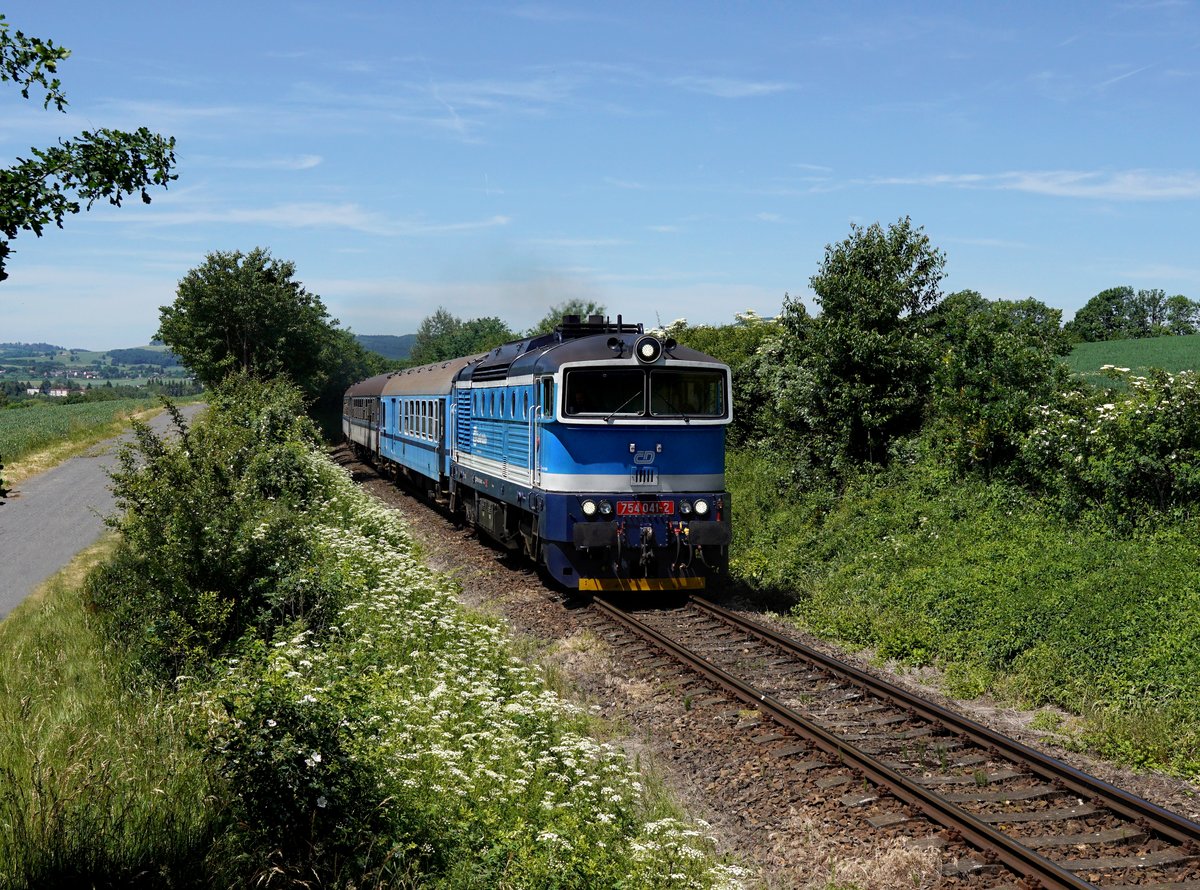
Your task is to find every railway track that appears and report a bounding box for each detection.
[590,594,1200,890]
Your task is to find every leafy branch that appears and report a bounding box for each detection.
[0,13,69,110]
[0,14,177,281]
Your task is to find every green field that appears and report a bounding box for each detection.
[1067,333,1200,386]
[0,399,158,463]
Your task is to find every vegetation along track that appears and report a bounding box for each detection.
[588,595,1200,889]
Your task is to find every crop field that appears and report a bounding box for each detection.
[0,399,158,463]
[1067,333,1200,386]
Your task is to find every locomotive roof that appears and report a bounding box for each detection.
[460,315,724,383]
[533,335,717,374]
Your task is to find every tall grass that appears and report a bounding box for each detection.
[0,539,219,890]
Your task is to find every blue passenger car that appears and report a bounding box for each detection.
[343,315,732,591]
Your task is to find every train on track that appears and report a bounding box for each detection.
[343,314,732,591]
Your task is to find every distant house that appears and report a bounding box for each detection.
[26,388,40,396]
[49,388,70,398]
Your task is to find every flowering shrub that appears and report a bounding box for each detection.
[87,377,352,677]
[1020,368,1200,525]
[197,453,745,887]
[96,380,742,885]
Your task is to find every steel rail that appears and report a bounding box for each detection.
[592,596,1097,890]
[692,595,1200,851]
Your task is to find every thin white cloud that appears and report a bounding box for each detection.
[1096,64,1154,89]
[756,212,787,223]
[198,154,324,171]
[431,75,578,110]
[95,201,511,237]
[945,236,1033,250]
[525,237,629,248]
[604,177,645,190]
[874,170,1200,200]
[671,76,797,98]
[1123,262,1200,281]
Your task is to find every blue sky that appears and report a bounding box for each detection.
[3,1,1199,349]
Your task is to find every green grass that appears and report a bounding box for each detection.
[1067,333,1200,387]
[0,398,160,471]
[729,449,1200,778]
[0,539,218,889]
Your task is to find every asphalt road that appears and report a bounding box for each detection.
[0,403,205,620]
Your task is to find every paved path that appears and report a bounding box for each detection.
[0,404,205,619]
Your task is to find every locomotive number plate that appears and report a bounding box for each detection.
[616,500,674,516]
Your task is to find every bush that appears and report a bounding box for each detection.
[1020,367,1200,526]
[87,376,344,678]
[195,449,745,887]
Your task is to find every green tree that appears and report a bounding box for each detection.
[157,248,369,405]
[460,315,514,353]
[527,298,607,335]
[1064,286,1135,342]
[778,217,946,470]
[930,291,1071,474]
[1166,294,1199,335]
[408,307,514,364]
[0,13,177,281]
[1131,288,1169,337]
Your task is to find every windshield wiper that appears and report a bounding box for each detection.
[603,391,644,423]
[653,393,691,423]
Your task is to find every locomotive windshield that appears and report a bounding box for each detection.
[565,369,645,416]
[649,369,725,417]
[564,367,727,420]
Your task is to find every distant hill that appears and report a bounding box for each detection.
[0,342,64,357]
[107,346,181,367]
[356,334,415,361]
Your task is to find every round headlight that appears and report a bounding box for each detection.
[693,499,710,517]
[581,499,598,517]
[679,500,692,515]
[599,500,613,516]
[634,335,663,364]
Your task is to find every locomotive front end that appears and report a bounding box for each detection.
[537,332,733,591]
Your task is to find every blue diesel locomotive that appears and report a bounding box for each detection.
[343,314,732,591]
